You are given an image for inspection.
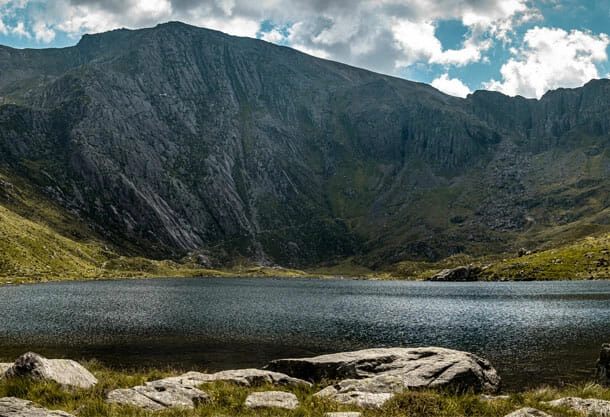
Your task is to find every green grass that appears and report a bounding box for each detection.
[0,361,608,417]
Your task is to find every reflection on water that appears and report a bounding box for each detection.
[0,278,608,390]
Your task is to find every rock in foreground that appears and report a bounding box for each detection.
[2,352,97,389]
[107,381,210,411]
[244,391,299,410]
[0,397,75,417]
[265,347,501,393]
[156,368,311,387]
[544,397,610,416]
[503,407,552,417]
[596,344,610,387]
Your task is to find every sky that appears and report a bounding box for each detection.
[0,1,609,99]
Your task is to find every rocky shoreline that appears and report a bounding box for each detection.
[0,345,608,416]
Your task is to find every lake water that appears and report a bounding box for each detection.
[0,277,608,390]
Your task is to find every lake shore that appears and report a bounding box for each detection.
[1,355,609,417]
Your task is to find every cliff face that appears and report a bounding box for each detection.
[1,22,610,268]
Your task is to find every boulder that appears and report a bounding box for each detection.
[107,381,210,410]
[503,407,553,417]
[2,352,97,389]
[0,397,75,417]
[428,266,478,281]
[265,347,501,393]
[544,397,610,416]
[244,391,299,410]
[596,343,610,386]
[156,368,311,387]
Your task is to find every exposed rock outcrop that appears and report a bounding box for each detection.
[0,397,75,417]
[1,352,97,389]
[244,391,299,410]
[544,397,610,417]
[428,266,479,281]
[596,343,610,386]
[503,407,552,417]
[315,388,394,409]
[106,381,210,410]
[265,347,501,394]
[155,368,311,387]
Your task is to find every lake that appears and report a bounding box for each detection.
[0,277,608,390]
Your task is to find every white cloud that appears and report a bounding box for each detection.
[0,18,7,35]
[431,73,471,98]
[11,21,30,38]
[484,27,610,98]
[33,21,55,43]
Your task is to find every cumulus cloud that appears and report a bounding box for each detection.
[431,73,471,98]
[484,27,610,98]
[11,21,30,38]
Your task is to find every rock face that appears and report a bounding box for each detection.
[0,397,75,417]
[156,368,311,387]
[2,352,97,389]
[244,391,299,410]
[107,381,210,411]
[265,347,501,393]
[2,22,610,268]
[596,343,610,386]
[544,397,610,417]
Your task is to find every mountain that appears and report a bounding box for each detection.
[1,21,610,273]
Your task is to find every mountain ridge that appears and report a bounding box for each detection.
[1,22,610,274]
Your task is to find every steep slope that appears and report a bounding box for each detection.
[1,21,609,271]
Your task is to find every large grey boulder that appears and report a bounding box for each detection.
[265,347,500,393]
[503,408,553,417]
[156,368,311,387]
[544,397,610,416]
[0,397,75,417]
[244,391,299,410]
[2,352,97,389]
[106,381,210,410]
[596,343,610,386]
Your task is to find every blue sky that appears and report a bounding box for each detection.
[0,0,608,98]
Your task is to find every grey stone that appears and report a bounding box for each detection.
[0,363,11,376]
[596,343,610,386]
[544,397,610,416]
[107,381,210,410]
[244,391,299,410]
[265,347,501,393]
[0,397,75,417]
[318,390,394,409]
[2,352,97,389]
[503,407,553,417]
[428,266,479,281]
[157,368,311,387]
[324,413,362,417]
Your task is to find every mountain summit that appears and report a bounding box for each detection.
[1,22,609,269]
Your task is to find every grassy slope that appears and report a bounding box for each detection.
[0,361,608,417]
